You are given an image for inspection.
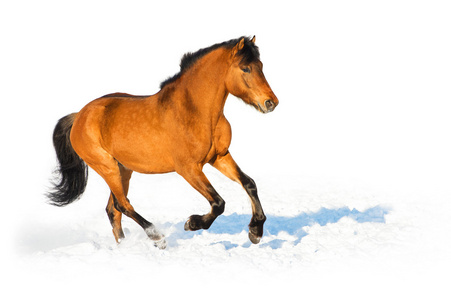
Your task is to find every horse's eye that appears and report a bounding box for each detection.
[242,67,251,73]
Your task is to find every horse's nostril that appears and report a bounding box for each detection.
[265,100,275,111]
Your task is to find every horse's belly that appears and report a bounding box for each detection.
[115,154,175,174]
[111,143,176,174]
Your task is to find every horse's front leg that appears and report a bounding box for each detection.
[178,166,225,231]
[210,152,266,244]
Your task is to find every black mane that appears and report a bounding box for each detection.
[159,36,260,89]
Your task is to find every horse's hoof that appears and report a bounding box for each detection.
[184,220,191,231]
[184,215,203,231]
[154,237,167,250]
[113,228,125,244]
[248,231,262,244]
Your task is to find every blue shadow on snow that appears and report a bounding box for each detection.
[167,206,389,250]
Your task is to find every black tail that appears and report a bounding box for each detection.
[47,113,88,206]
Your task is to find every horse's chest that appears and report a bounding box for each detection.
[175,116,231,165]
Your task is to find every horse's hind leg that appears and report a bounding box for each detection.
[106,194,124,242]
[86,154,166,249]
[105,164,132,243]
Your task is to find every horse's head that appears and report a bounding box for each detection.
[225,36,279,114]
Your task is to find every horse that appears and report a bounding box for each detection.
[48,36,278,249]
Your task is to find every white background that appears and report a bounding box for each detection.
[2,0,451,299]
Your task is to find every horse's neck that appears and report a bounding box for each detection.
[172,49,230,123]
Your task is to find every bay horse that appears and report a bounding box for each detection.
[48,36,278,249]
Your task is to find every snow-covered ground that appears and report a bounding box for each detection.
[3,1,451,299]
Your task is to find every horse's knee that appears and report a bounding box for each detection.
[240,173,257,195]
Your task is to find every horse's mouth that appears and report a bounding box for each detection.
[245,98,277,114]
[257,101,277,114]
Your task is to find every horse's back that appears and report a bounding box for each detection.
[71,93,175,173]
[100,92,149,99]
[75,93,154,125]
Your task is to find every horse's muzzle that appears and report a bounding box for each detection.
[264,99,277,113]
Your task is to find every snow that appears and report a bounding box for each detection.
[2,0,451,299]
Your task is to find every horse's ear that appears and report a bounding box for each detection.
[251,35,256,43]
[237,37,245,50]
[232,37,245,57]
